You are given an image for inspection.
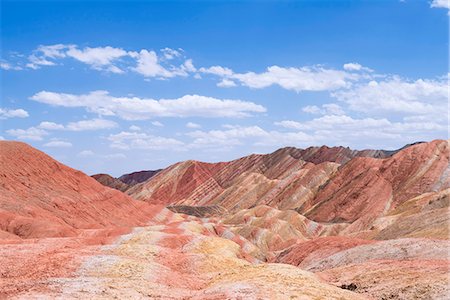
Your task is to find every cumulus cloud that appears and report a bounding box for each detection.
[201,65,363,92]
[6,127,48,141]
[129,125,141,131]
[332,76,448,119]
[0,61,22,71]
[0,108,29,119]
[187,125,270,148]
[43,140,73,148]
[151,121,164,127]
[274,113,446,147]
[38,119,118,131]
[186,122,201,129]
[185,125,315,150]
[302,103,345,115]
[30,90,266,119]
[108,131,184,150]
[19,44,196,77]
[343,63,373,72]
[133,49,176,77]
[431,0,450,14]
[217,79,237,88]
[161,47,182,60]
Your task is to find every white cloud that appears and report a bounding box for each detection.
[78,150,95,157]
[0,61,22,71]
[38,121,65,130]
[151,121,164,127]
[185,125,315,149]
[6,127,48,141]
[43,140,72,148]
[133,49,180,78]
[108,131,184,150]
[20,44,195,76]
[0,108,29,119]
[181,59,196,72]
[343,62,373,72]
[30,90,266,119]
[217,79,237,88]
[133,49,168,77]
[332,77,448,118]
[161,47,182,60]
[66,46,128,72]
[27,54,56,69]
[129,125,141,131]
[38,118,118,131]
[187,125,269,148]
[199,66,234,76]
[274,113,446,147]
[66,119,118,131]
[186,122,201,129]
[302,103,344,115]
[201,65,363,92]
[431,0,450,14]
[0,136,4,140]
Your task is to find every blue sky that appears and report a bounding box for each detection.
[1,0,448,176]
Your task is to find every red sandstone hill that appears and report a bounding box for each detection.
[119,169,161,185]
[91,169,161,191]
[0,141,159,239]
[1,140,448,299]
[126,140,449,233]
[91,173,130,192]
[126,144,394,207]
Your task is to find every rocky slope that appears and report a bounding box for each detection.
[92,169,161,192]
[1,139,448,299]
[128,140,448,228]
[119,169,161,185]
[91,173,130,192]
[0,141,160,239]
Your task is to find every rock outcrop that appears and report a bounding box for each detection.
[1,139,448,299]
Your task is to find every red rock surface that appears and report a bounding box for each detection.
[91,173,130,192]
[0,141,161,239]
[118,169,161,185]
[1,139,449,299]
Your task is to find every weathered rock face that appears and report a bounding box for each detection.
[128,140,449,231]
[1,140,449,299]
[300,140,449,227]
[0,141,160,239]
[126,144,391,209]
[91,169,161,192]
[91,173,130,192]
[118,169,161,185]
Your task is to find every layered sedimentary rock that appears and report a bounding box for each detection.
[91,169,161,192]
[119,169,161,185]
[128,140,449,230]
[1,139,449,299]
[91,173,130,192]
[0,141,159,239]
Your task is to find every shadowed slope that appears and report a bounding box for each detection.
[91,173,130,192]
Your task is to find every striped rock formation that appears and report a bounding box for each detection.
[0,141,365,299]
[91,169,161,192]
[1,140,449,299]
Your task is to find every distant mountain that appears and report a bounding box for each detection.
[118,169,161,185]
[91,173,130,192]
[128,140,449,233]
[91,169,161,191]
[1,139,448,299]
